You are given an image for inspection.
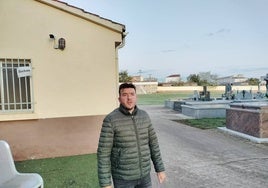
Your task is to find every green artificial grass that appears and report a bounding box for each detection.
[15,154,99,188]
[174,118,226,129]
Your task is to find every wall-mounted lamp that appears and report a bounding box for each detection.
[49,34,66,50]
[58,38,66,50]
[49,34,55,39]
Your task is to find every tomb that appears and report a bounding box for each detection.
[226,101,268,138]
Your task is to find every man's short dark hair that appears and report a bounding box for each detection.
[119,83,136,94]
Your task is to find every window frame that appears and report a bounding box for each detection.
[0,58,34,113]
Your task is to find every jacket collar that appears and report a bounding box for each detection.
[119,104,138,116]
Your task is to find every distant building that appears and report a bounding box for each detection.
[165,74,181,83]
[131,75,144,82]
[216,74,248,85]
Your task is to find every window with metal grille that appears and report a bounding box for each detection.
[0,58,33,112]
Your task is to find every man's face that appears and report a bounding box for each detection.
[118,88,137,112]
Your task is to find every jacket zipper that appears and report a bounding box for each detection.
[132,115,143,178]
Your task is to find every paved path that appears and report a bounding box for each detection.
[140,105,268,188]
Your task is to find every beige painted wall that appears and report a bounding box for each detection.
[0,0,125,160]
[0,0,124,120]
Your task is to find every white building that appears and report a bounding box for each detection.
[216,74,248,85]
[165,74,181,83]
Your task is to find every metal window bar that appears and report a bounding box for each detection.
[17,60,23,110]
[19,59,30,110]
[0,58,33,112]
[0,62,3,110]
[11,60,16,110]
[4,59,10,110]
[24,60,31,110]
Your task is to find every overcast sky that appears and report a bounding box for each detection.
[63,0,268,81]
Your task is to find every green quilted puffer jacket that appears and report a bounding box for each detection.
[97,104,165,187]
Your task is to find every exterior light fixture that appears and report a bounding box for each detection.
[58,38,66,50]
[49,34,66,50]
[49,34,55,39]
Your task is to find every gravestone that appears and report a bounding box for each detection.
[265,73,268,97]
[199,86,210,101]
[193,90,199,101]
[235,90,253,100]
[224,83,234,100]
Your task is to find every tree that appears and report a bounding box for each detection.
[199,72,218,86]
[187,72,218,86]
[119,70,132,83]
[187,74,200,84]
[199,79,210,86]
[247,78,260,85]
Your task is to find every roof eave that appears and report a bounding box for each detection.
[34,0,125,34]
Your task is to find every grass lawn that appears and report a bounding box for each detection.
[137,91,223,105]
[15,154,99,188]
[174,118,226,129]
[15,91,225,187]
[137,92,192,105]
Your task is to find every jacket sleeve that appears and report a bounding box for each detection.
[148,121,165,173]
[97,117,114,187]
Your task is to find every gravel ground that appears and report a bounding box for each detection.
[140,105,268,188]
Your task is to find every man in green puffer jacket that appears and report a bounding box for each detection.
[97,83,166,188]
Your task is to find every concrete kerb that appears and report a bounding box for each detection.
[218,127,268,144]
